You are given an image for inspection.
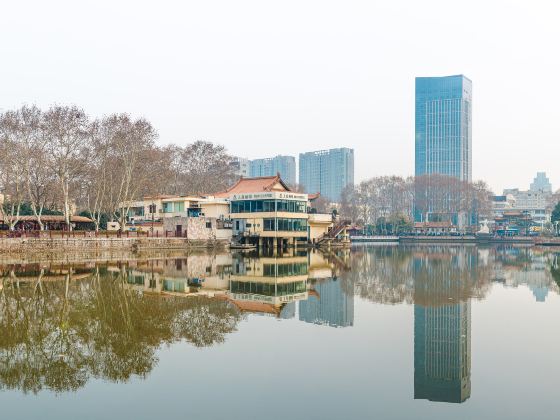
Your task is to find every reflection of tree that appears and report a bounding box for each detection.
[0,267,241,394]
[412,247,492,306]
[343,246,415,304]
[342,246,492,305]
[174,297,241,347]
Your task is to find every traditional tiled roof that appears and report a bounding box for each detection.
[214,175,291,198]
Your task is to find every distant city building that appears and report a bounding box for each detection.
[530,171,552,193]
[299,278,354,328]
[414,75,472,224]
[496,172,556,225]
[298,148,354,202]
[230,157,250,178]
[249,155,296,186]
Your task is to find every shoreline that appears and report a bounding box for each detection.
[351,235,560,246]
[0,236,230,256]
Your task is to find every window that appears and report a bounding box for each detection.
[230,199,306,213]
[206,221,212,229]
[263,218,307,231]
[264,219,275,231]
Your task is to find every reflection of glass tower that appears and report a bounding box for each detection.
[299,279,354,327]
[414,302,471,403]
[279,302,296,319]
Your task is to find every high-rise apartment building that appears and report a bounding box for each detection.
[230,157,250,178]
[249,155,296,186]
[415,75,472,223]
[298,148,354,202]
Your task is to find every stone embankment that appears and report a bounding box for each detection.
[0,237,229,255]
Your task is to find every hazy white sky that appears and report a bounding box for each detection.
[1,0,559,193]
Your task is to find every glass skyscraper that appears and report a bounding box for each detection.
[415,75,472,181]
[298,148,354,202]
[415,75,472,223]
[249,155,296,186]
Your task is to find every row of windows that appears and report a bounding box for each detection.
[263,263,308,277]
[263,218,307,232]
[231,200,307,213]
[162,202,184,213]
[230,280,307,296]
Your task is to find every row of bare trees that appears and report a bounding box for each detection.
[0,105,238,231]
[340,174,493,232]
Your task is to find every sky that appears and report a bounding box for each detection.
[1,0,559,194]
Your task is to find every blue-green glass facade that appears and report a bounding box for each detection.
[415,75,472,181]
[298,148,354,202]
[415,75,472,222]
[249,155,296,186]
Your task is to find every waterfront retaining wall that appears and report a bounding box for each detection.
[0,237,229,255]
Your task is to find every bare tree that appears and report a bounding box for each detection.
[180,141,236,195]
[42,105,90,230]
[0,110,27,230]
[15,105,57,230]
[79,119,110,232]
[99,114,157,231]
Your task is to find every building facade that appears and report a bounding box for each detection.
[495,172,556,225]
[249,155,296,186]
[230,157,250,178]
[298,148,354,202]
[213,175,334,247]
[530,172,552,193]
[414,75,472,224]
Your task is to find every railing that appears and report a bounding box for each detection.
[0,230,193,239]
[316,219,351,244]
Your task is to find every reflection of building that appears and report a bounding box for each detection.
[412,248,474,404]
[414,302,471,403]
[124,254,232,297]
[229,255,309,317]
[250,155,296,186]
[299,278,354,328]
[298,148,354,202]
[493,248,557,302]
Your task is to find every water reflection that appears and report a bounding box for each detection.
[0,245,559,400]
[0,263,241,394]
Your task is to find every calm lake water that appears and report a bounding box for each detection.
[1,245,560,420]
